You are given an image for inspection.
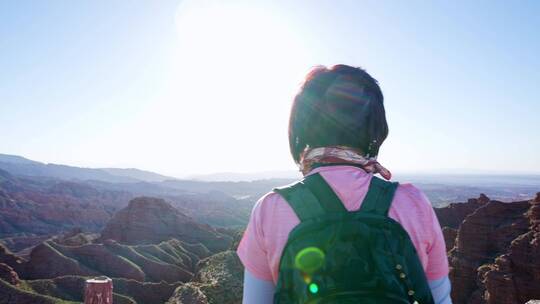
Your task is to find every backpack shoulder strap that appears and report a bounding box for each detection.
[358,176,399,216]
[273,173,347,221]
[302,173,348,214]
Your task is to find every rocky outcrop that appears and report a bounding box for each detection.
[448,200,530,303]
[436,193,540,304]
[167,250,244,304]
[435,196,485,229]
[474,193,540,304]
[167,283,209,304]
[194,250,244,304]
[98,197,232,252]
[51,228,97,246]
[435,194,488,254]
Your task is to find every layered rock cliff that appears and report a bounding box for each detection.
[473,193,540,304]
[0,169,131,238]
[436,193,540,304]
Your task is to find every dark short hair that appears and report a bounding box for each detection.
[288,64,388,164]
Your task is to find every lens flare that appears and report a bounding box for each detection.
[308,283,319,294]
[294,247,325,274]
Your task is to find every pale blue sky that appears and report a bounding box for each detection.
[1,0,539,177]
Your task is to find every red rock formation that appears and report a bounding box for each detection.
[475,193,540,303]
[435,197,484,229]
[448,200,530,304]
[0,171,131,237]
[434,192,540,304]
[530,192,540,227]
[98,197,232,252]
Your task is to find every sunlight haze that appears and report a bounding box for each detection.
[1,0,539,177]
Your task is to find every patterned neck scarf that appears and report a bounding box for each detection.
[299,146,392,180]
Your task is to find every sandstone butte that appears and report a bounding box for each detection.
[97,196,233,253]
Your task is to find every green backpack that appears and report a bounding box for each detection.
[272,172,435,304]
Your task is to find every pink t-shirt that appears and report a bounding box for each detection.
[237,165,449,284]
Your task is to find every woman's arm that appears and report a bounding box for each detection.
[429,276,452,304]
[242,269,275,304]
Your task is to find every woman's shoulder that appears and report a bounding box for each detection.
[253,190,285,207]
[249,189,295,219]
[391,181,434,217]
[396,183,431,206]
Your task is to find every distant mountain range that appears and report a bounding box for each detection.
[1,153,539,207]
[187,170,302,182]
[0,154,173,183]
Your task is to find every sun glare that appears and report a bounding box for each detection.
[135,0,314,173]
[172,0,310,110]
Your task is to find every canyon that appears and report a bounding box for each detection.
[0,156,539,303]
